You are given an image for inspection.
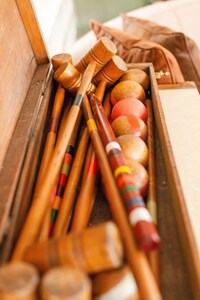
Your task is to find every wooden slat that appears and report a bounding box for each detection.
[16,0,49,64]
[0,0,38,169]
[127,64,193,299]
[152,81,200,299]
[0,71,54,263]
[0,64,51,246]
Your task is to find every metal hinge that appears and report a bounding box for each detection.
[155,70,170,79]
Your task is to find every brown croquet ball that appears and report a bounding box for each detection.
[110,80,146,105]
[110,98,148,123]
[111,115,147,140]
[117,134,148,166]
[128,160,149,196]
[120,69,150,90]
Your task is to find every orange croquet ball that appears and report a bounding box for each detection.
[120,69,150,90]
[117,134,148,166]
[111,115,147,140]
[128,160,149,196]
[110,80,146,105]
[110,98,148,123]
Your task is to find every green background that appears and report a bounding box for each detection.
[73,0,151,37]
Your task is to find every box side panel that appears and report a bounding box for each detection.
[152,80,200,299]
[0,64,52,253]
[0,0,38,168]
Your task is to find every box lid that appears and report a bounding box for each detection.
[0,0,49,168]
[0,0,50,247]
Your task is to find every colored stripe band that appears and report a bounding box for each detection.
[62,164,70,175]
[87,158,98,175]
[51,209,58,222]
[129,207,152,226]
[87,119,98,132]
[122,185,138,196]
[125,197,144,209]
[95,273,137,300]
[74,94,83,107]
[114,166,132,178]
[106,142,121,154]
[56,184,66,198]
[66,145,74,156]
[108,148,121,158]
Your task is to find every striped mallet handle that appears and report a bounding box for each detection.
[90,93,160,253]
[70,88,112,231]
[33,54,73,197]
[79,94,162,300]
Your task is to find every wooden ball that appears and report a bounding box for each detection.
[111,115,147,140]
[120,69,150,90]
[110,98,148,123]
[110,80,146,105]
[129,160,149,196]
[117,135,148,166]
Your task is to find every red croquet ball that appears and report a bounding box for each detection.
[110,98,148,122]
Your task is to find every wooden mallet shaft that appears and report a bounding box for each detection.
[80,94,162,300]
[33,54,73,197]
[11,61,96,261]
[71,56,127,231]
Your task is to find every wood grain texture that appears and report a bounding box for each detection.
[155,130,192,300]
[0,64,51,256]
[152,80,200,299]
[16,0,49,64]
[0,0,38,169]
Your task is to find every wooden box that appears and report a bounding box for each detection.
[0,0,52,258]
[0,1,199,299]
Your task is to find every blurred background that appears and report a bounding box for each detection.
[73,0,151,37]
[32,0,153,56]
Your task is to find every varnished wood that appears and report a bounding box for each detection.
[11,62,96,261]
[33,85,66,197]
[70,57,126,231]
[0,0,38,169]
[54,62,96,94]
[93,55,127,86]
[71,89,111,232]
[34,54,73,197]
[0,262,39,299]
[41,267,91,300]
[24,222,123,274]
[146,99,160,285]
[153,82,200,299]
[93,265,139,300]
[0,64,52,255]
[49,109,83,236]
[75,37,117,75]
[53,126,90,237]
[16,0,49,64]
[80,95,161,300]
[51,53,73,72]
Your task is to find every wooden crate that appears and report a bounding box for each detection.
[0,0,53,258]
[0,1,198,299]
